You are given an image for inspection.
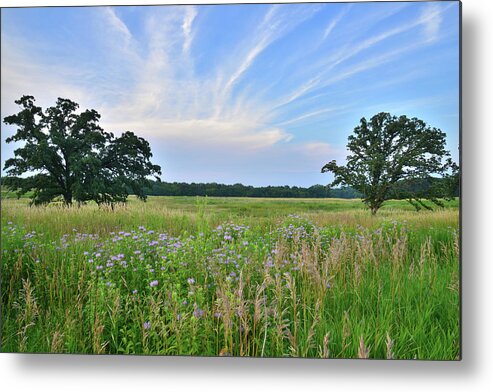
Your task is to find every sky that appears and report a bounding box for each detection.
[0,1,460,187]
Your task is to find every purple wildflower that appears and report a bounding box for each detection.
[150,280,159,287]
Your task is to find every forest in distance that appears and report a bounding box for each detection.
[143,178,460,199]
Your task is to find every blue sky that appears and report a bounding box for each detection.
[1,1,460,187]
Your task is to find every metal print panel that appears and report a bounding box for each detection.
[0,1,461,359]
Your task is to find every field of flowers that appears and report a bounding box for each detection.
[1,197,460,359]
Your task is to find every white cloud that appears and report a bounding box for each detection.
[103,7,132,41]
[419,3,445,43]
[322,4,352,41]
[182,6,197,54]
[275,107,347,127]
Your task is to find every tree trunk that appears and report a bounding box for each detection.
[370,203,381,215]
[63,192,73,206]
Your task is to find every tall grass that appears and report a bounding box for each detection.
[1,197,459,359]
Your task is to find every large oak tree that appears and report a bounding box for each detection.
[3,96,161,206]
[321,112,458,215]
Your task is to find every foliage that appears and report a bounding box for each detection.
[321,112,458,214]
[142,180,456,200]
[144,181,361,199]
[3,96,161,206]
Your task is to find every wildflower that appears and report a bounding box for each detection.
[193,308,204,319]
[143,321,151,330]
[132,290,138,294]
[224,235,232,241]
[150,280,159,287]
[187,278,195,285]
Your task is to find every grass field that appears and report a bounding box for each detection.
[1,196,460,359]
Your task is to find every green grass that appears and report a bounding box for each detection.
[0,196,459,359]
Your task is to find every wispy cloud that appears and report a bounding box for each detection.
[276,106,347,127]
[322,4,352,41]
[222,5,320,100]
[104,7,132,41]
[273,4,451,112]
[182,6,197,54]
[419,3,446,43]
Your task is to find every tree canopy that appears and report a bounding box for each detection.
[3,95,161,206]
[321,112,458,214]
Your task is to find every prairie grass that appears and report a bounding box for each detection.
[1,197,459,359]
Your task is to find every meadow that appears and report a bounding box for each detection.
[0,196,460,359]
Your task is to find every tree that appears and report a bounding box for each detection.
[321,112,458,215]
[3,95,161,206]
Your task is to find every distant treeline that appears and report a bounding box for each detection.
[2,177,458,201]
[144,181,362,198]
[144,177,459,199]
